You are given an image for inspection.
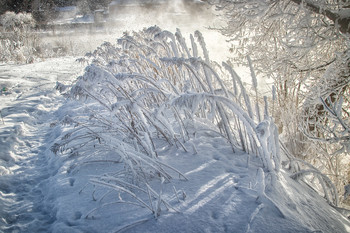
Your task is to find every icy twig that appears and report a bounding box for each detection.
[246,203,264,233]
[113,218,151,233]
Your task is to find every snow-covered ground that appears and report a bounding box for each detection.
[0,55,350,232]
[0,57,84,232]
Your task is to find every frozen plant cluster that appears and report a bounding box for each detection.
[0,11,76,64]
[55,26,281,217]
[0,11,38,63]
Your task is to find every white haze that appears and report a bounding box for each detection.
[43,0,230,62]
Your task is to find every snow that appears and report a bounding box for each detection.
[0,57,84,232]
[0,26,350,233]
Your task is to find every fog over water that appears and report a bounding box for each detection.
[43,0,230,62]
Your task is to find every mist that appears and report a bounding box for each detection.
[42,0,229,62]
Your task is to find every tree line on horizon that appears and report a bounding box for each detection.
[0,0,113,23]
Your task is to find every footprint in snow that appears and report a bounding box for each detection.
[69,178,75,187]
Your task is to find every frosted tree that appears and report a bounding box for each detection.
[300,53,350,205]
[0,11,39,63]
[209,0,350,206]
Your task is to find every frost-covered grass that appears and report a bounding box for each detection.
[54,26,282,218]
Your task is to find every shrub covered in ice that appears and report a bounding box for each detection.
[0,11,39,63]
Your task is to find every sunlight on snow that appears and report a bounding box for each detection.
[195,174,231,198]
[185,177,235,214]
[184,160,216,176]
[181,173,236,214]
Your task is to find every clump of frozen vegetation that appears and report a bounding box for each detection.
[0,11,73,63]
[55,26,282,217]
[0,11,39,63]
